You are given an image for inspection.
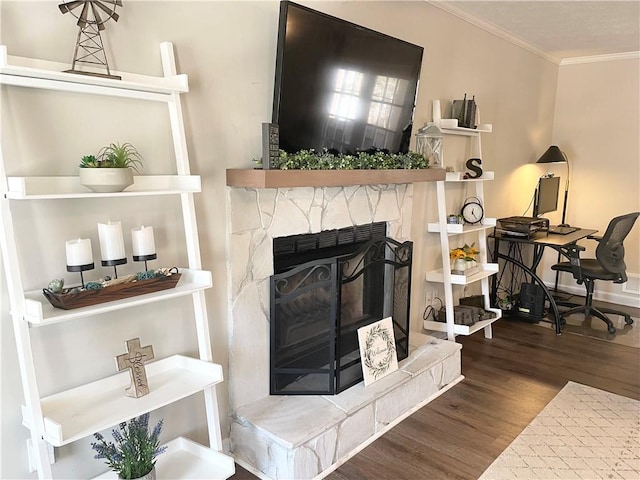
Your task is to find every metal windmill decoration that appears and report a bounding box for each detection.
[59,0,122,79]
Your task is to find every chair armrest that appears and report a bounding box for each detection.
[566,244,586,283]
[587,234,602,242]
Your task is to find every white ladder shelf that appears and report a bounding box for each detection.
[423,116,501,341]
[0,43,234,479]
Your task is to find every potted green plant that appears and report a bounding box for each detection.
[79,142,144,193]
[91,413,166,480]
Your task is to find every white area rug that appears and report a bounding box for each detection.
[479,381,640,479]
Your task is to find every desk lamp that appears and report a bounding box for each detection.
[537,145,570,293]
[536,145,570,225]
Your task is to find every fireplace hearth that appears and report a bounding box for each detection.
[270,224,412,395]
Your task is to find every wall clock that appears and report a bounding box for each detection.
[461,196,484,224]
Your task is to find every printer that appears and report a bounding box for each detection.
[496,216,549,238]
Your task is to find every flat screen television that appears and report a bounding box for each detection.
[272,1,424,155]
[533,175,560,217]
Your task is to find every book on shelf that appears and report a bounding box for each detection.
[451,265,480,276]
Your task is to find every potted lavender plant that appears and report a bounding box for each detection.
[91,413,167,480]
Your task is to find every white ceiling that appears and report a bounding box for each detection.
[433,1,640,63]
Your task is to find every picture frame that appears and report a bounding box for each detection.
[357,317,398,386]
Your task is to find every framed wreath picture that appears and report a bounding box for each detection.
[357,317,399,386]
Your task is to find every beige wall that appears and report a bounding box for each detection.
[549,58,640,298]
[1,1,633,478]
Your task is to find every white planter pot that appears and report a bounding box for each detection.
[118,466,156,480]
[452,258,479,274]
[452,258,467,272]
[79,167,134,193]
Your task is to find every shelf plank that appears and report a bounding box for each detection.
[5,175,201,199]
[0,45,188,99]
[226,168,446,188]
[155,437,235,480]
[444,171,495,182]
[440,124,492,136]
[27,356,223,447]
[423,308,502,335]
[425,263,499,285]
[427,218,497,234]
[94,437,235,479]
[23,269,212,326]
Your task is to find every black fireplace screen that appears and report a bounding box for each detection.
[270,235,412,395]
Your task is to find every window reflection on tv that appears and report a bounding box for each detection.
[272,1,424,155]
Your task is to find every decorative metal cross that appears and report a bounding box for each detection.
[115,338,154,398]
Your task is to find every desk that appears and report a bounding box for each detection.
[489,228,598,334]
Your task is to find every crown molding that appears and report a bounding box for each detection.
[427,1,561,65]
[427,1,640,66]
[560,51,640,65]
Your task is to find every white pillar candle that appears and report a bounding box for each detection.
[98,221,126,261]
[432,99,442,124]
[65,238,93,266]
[131,225,156,257]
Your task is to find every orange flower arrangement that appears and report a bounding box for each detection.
[449,243,479,261]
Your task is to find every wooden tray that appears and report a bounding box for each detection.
[43,272,182,310]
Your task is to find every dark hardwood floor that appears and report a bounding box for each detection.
[231,308,640,480]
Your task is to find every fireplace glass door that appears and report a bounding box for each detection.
[270,236,412,395]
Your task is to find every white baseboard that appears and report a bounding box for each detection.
[551,272,640,309]
[622,273,640,297]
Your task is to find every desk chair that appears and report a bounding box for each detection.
[551,212,639,334]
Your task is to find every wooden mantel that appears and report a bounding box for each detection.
[226,168,446,188]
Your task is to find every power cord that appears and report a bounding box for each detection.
[494,242,528,311]
[423,297,444,322]
[423,304,437,322]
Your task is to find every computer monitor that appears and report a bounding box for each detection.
[533,176,560,217]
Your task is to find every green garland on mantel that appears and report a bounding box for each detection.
[254,149,430,170]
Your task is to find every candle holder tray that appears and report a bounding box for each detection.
[42,270,182,310]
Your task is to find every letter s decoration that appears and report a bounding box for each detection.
[465,158,483,179]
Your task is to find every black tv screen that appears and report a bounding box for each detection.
[272,1,424,155]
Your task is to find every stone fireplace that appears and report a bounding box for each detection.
[227,185,413,406]
[226,184,461,479]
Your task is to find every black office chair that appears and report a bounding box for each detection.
[551,212,639,334]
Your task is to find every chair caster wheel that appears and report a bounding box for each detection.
[624,316,634,325]
[607,325,617,334]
